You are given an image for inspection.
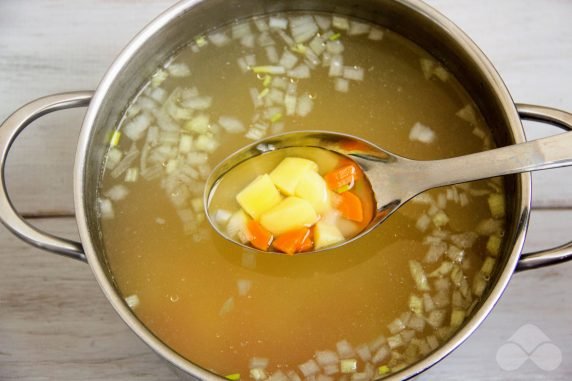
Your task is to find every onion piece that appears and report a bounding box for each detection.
[269,16,288,30]
[253,65,286,75]
[336,339,356,359]
[105,185,129,202]
[349,21,370,36]
[314,15,332,30]
[298,360,320,377]
[332,16,349,30]
[99,198,114,219]
[265,46,279,63]
[124,294,140,309]
[409,122,435,144]
[335,78,349,93]
[315,350,338,366]
[368,27,384,41]
[208,32,230,47]
[219,116,245,133]
[287,64,311,79]
[167,63,191,77]
[409,260,430,291]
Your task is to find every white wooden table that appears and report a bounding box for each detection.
[0,1,571,380]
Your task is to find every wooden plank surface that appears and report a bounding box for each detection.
[0,0,571,380]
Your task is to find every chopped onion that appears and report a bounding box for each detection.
[314,15,332,31]
[124,168,138,182]
[450,308,466,327]
[287,371,301,381]
[298,360,320,377]
[315,350,338,366]
[309,35,326,56]
[329,55,344,77]
[124,112,152,141]
[250,357,269,370]
[269,16,288,30]
[424,241,447,263]
[268,371,288,381]
[323,364,339,376]
[456,104,478,125]
[208,32,231,47]
[232,22,252,39]
[336,339,356,359]
[124,294,140,309]
[326,40,345,55]
[167,63,191,77]
[409,260,430,291]
[426,309,446,328]
[279,50,299,69]
[343,66,364,81]
[426,335,439,351]
[355,344,372,362]
[335,78,349,93]
[257,31,276,47]
[488,193,506,218]
[266,46,279,63]
[475,218,503,236]
[348,21,370,36]
[387,318,405,335]
[111,146,139,178]
[332,16,349,30]
[372,345,390,363]
[407,314,426,332]
[219,116,245,133]
[409,122,435,144]
[105,185,129,202]
[250,368,267,381]
[415,214,431,232]
[450,232,478,248]
[433,66,449,81]
[182,96,212,110]
[420,58,435,80]
[368,335,387,352]
[423,293,435,312]
[387,335,403,349]
[290,15,318,43]
[219,297,235,316]
[99,198,114,219]
[288,64,311,79]
[296,94,314,117]
[254,18,269,32]
[409,294,423,315]
[368,28,384,41]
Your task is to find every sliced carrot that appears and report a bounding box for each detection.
[272,227,311,255]
[324,163,360,192]
[247,220,273,251]
[336,191,364,222]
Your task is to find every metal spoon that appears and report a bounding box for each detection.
[205,129,572,253]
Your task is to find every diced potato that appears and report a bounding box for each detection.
[260,197,318,235]
[295,170,330,213]
[314,221,345,249]
[236,174,282,219]
[269,157,318,195]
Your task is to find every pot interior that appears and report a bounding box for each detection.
[79,0,528,378]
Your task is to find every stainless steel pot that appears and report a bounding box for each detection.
[1,0,571,379]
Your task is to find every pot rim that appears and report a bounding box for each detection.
[73,0,531,379]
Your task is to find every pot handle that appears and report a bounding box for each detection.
[515,103,572,271]
[0,91,93,262]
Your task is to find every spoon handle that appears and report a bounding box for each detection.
[424,130,572,188]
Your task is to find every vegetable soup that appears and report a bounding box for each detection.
[99,12,506,380]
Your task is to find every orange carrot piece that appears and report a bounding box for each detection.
[247,220,273,251]
[272,227,311,255]
[337,191,364,222]
[324,164,360,192]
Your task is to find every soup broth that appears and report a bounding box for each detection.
[99,12,506,380]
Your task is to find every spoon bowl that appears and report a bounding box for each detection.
[206,127,572,253]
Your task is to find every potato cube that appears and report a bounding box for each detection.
[260,197,318,235]
[314,221,345,249]
[295,170,330,213]
[269,157,318,195]
[236,174,282,219]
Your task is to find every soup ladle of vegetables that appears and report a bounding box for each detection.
[205,129,572,254]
